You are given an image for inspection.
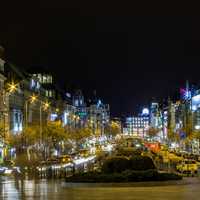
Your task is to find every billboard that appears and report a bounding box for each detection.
[192,94,200,111]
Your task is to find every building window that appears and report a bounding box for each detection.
[47,75,52,83]
[45,90,48,97]
[37,74,42,83]
[13,109,23,133]
[75,100,79,107]
[49,90,52,97]
[42,75,47,83]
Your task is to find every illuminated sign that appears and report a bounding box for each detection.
[192,94,200,102]
[195,125,200,130]
[66,93,71,98]
[142,108,149,115]
[97,100,102,108]
[180,88,191,100]
[63,112,69,125]
[192,94,200,112]
[78,112,87,116]
[50,113,58,121]
[30,79,40,90]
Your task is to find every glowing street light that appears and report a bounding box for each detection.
[7,81,18,93]
[76,116,80,120]
[30,94,38,103]
[195,125,200,130]
[43,101,50,110]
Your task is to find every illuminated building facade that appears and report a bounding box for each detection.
[111,117,122,133]
[0,47,6,163]
[87,99,110,135]
[73,90,87,127]
[32,73,55,98]
[192,90,200,130]
[62,104,76,126]
[150,102,159,128]
[126,108,150,137]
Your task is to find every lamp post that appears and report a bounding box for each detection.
[24,94,38,128]
[0,81,18,160]
[40,101,50,157]
[24,94,50,150]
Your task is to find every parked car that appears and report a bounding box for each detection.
[79,149,90,158]
[176,159,198,174]
[46,157,59,165]
[0,166,21,176]
[57,155,72,163]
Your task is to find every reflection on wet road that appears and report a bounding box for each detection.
[1,177,200,200]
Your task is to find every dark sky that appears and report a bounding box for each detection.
[1,2,200,116]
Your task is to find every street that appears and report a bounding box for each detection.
[1,177,200,200]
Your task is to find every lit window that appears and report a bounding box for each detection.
[38,74,42,83]
[80,100,83,105]
[36,82,40,89]
[75,100,79,107]
[42,75,47,83]
[47,75,52,83]
[49,90,52,97]
[45,90,48,97]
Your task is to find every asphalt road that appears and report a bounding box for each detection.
[1,176,200,200]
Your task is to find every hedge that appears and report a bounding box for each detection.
[102,156,156,173]
[66,170,182,183]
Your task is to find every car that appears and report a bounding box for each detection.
[79,149,90,158]
[168,153,183,163]
[0,166,21,176]
[3,160,15,167]
[0,166,7,174]
[176,159,198,174]
[46,157,59,165]
[57,155,72,163]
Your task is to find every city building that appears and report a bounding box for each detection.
[72,90,87,128]
[0,46,6,163]
[32,72,55,98]
[111,117,122,133]
[125,108,150,138]
[87,99,110,136]
[191,90,200,130]
[150,102,159,128]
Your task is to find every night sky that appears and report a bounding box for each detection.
[1,3,200,116]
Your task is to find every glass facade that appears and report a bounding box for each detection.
[126,116,149,136]
[33,74,53,84]
[12,109,23,133]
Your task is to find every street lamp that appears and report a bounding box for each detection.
[43,101,50,111]
[30,94,37,103]
[7,81,18,94]
[40,101,50,148]
[0,81,19,161]
[25,94,38,128]
[195,125,200,130]
[24,94,50,149]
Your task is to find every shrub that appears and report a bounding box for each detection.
[101,155,156,174]
[122,169,158,181]
[65,170,182,183]
[129,156,156,171]
[117,148,142,157]
[155,172,182,181]
[98,173,127,182]
[102,156,129,173]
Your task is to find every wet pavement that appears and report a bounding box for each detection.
[1,176,200,200]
